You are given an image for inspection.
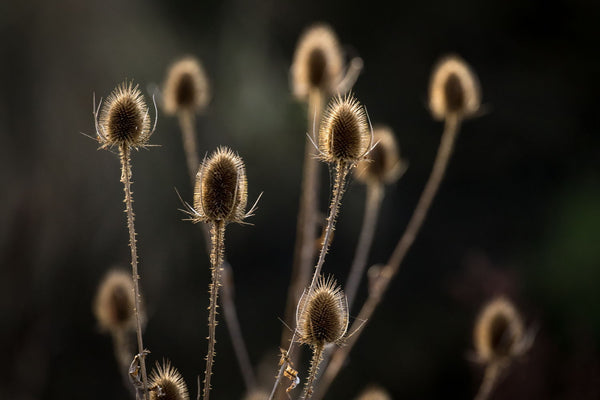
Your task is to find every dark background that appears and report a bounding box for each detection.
[1,0,599,398]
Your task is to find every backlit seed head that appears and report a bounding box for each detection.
[163,56,210,115]
[149,360,190,400]
[429,55,481,120]
[291,23,343,100]
[296,276,348,347]
[94,270,139,333]
[319,94,371,164]
[474,297,524,363]
[355,386,392,400]
[98,81,152,148]
[193,147,248,223]
[355,125,405,184]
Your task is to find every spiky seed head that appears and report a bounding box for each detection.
[193,147,248,223]
[355,125,404,184]
[94,270,139,333]
[319,94,371,164]
[98,81,151,148]
[474,297,525,363]
[291,23,343,100]
[163,57,210,115]
[428,55,481,120]
[297,276,349,347]
[355,386,392,400]
[149,360,190,400]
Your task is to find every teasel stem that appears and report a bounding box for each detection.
[475,363,503,400]
[313,115,462,400]
[204,220,225,400]
[112,331,137,398]
[269,161,350,400]
[303,344,325,400]
[178,109,201,187]
[282,89,323,349]
[344,182,384,311]
[120,144,150,400]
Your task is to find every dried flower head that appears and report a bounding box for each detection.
[296,276,349,347]
[163,56,210,115]
[149,360,190,400]
[291,23,344,100]
[95,81,155,149]
[355,125,405,184]
[94,270,139,333]
[191,147,249,223]
[429,55,481,120]
[355,386,392,400]
[474,297,525,363]
[319,94,372,164]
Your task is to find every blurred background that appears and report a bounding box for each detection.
[1,0,599,398]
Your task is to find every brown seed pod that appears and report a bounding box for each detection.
[429,55,481,120]
[149,360,190,400]
[94,270,139,334]
[355,385,392,400]
[163,56,210,115]
[474,297,525,363]
[355,125,405,184]
[192,147,248,223]
[319,94,371,164]
[97,81,152,148]
[291,23,344,100]
[296,276,349,346]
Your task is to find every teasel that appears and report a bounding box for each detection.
[296,276,348,399]
[148,360,190,400]
[473,298,533,400]
[354,386,392,400]
[283,23,364,354]
[314,55,483,399]
[269,94,371,400]
[180,147,260,400]
[93,80,157,400]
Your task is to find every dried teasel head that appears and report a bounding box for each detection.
[94,270,140,334]
[296,275,349,347]
[95,81,155,149]
[319,94,372,164]
[191,147,249,224]
[149,360,190,400]
[355,385,392,400]
[474,297,526,364]
[355,125,405,185]
[291,23,344,100]
[163,56,210,115]
[429,55,481,120]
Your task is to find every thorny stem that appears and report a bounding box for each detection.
[313,115,462,400]
[303,344,324,400]
[179,110,200,185]
[269,162,350,400]
[282,89,323,350]
[475,363,503,400]
[120,145,150,400]
[203,220,225,400]
[344,183,384,311]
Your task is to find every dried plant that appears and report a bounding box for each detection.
[354,385,392,400]
[148,360,190,400]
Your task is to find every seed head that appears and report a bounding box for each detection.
[355,125,405,184]
[291,23,343,100]
[94,270,139,334]
[192,147,248,223]
[97,81,152,148]
[149,360,190,400]
[474,297,525,363]
[429,55,481,120]
[355,386,392,400]
[319,94,371,164]
[163,56,210,115]
[297,276,349,347]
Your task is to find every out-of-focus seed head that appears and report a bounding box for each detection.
[355,386,392,400]
[355,125,405,184]
[474,297,525,363]
[193,147,248,223]
[429,55,481,120]
[149,360,190,400]
[296,276,349,347]
[94,270,139,334]
[97,81,152,148]
[319,94,371,164]
[291,23,343,100]
[163,57,210,115]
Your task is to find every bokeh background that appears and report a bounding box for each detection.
[1,0,599,398]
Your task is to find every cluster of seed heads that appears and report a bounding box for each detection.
[149,360,190,400]
[94,270,140,334]
[355,125,405,185]
[163,56,210,115]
